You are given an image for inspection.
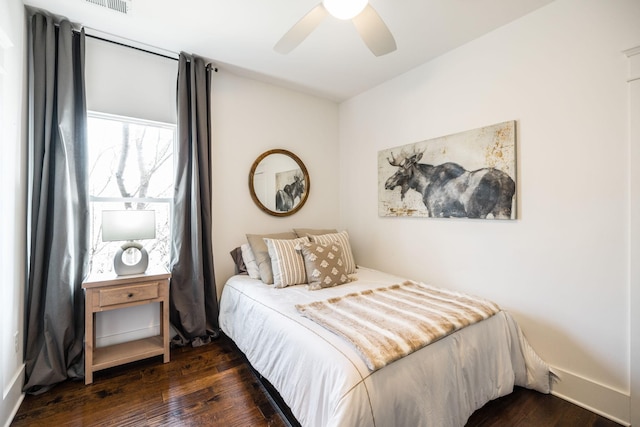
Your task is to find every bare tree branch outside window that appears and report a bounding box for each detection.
[87,113,175,274]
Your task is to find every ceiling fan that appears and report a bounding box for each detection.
[274,0,397,57]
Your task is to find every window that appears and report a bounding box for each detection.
[88,112,175,274]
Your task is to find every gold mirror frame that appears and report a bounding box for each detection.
[249,149,310,217]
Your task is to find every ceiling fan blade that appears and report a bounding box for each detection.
[274,4,328,54]
[352,4,396,57]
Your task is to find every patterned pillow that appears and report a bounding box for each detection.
[308,230,356,274]
[298,241,351,290]
[264,237,309,288]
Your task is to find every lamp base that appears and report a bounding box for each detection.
[114,241,149,275]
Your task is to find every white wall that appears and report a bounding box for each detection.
[338,0,640,424]
[211,71,340,296]
[0,1,26,426]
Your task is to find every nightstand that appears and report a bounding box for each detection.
[82,268,171,384]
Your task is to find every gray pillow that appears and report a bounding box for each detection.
[229,246,247,275]
[246,232,297,284]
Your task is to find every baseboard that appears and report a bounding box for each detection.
[1,363,25,427]
[550,366,630,426]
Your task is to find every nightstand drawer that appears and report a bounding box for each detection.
[99,282,159,307]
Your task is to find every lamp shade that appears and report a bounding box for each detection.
[102,210,156,242]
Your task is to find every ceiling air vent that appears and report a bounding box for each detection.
[84,0,132,15]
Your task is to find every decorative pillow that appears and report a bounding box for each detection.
[240,243,260,279]
[246,232,297,284]
[308,230,356,274]
[293,228,338,238]
[298,241,351,290]
[264,237,310,288]
[229,247,247,275]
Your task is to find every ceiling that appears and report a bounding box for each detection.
[22,0,554,102]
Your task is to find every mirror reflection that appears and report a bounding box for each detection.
[249,149,309,216]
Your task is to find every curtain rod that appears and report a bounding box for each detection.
[77,31,218,71]
[85,32,178,61]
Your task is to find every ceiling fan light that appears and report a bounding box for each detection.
[322,0,368,20]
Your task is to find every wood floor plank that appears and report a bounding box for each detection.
[465,386,622,427]
[11,335,621,427]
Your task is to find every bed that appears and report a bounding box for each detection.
[219,263,550,427]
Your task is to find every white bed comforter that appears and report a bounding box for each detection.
[219,267,550,427]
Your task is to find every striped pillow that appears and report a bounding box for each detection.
[264,237,310,288]
[246,231,297,284]
[308,231,356,274]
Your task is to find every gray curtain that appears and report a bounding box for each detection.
[24,14,89,393]
[169,53,219,346]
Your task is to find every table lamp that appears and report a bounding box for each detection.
[102,209,156,275]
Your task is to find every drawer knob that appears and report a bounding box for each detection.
[127,293,134,298]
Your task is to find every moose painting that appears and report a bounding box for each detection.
[275,169,306,212]
[378,121,516,219]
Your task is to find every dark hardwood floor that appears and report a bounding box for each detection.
[12,335,621,427]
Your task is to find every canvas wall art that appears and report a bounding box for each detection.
[378,121,516,219]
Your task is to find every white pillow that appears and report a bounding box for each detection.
[308,230,356,274]
[241,243,261,280]
[264,237,309,288]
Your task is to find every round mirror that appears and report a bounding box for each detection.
[249,149,310,217]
